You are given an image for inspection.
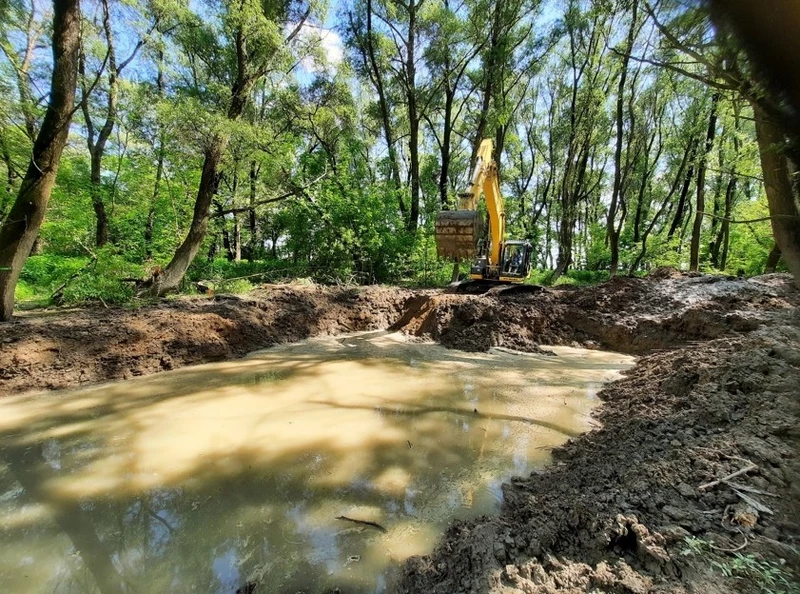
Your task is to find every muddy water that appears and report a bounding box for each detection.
[0,332,634,594]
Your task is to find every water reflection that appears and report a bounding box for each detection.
[0,333,634,594]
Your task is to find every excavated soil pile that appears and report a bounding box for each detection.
[0,285,417,393]
[391,273,781,355]
[400,274,800,594]
[0,272,798,594]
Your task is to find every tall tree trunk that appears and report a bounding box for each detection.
[544,202,552,269]
[233,214,241,262]
[632,131,659,243]
[607,0,637,276]
[148,25,253,296]
[752,102,800,286]
[144,144,164,259]
[630,134,693,274]
[439,88,454,208]
[668,137,698,240]
[248,160,258,260]
[220,204,233,261]
[0,0,80,321]
[406,0,420,233]
[150,140,225,294]
[270,227,279,258]
[764,242,781,273]
[90,150,110,246]
[80,0,128,247]
[364,0,404,216]
[716,176,736,270]
[708,174,725,267]
[145,48,166,261]
[690,93,719,271]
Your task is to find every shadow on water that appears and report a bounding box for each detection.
[0,333,634,594]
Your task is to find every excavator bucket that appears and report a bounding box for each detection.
[434,210,482,260]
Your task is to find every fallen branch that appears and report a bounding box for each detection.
[726,482,778,497]
[733,489,774,515]
[710,534,749,553]
[335,515,388,533]
[698,462,758,491]
[50,256,98,303]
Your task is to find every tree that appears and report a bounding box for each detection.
[0,0,81,320]
[689,91,718,271]
[78,0,152,246]
[607,0,638,275]
[551,1,613,282]
[146,0,311,295]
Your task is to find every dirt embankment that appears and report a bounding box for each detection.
[396,274,800,594]
[392,273,787,355]
[0,285,417,394]
[1,272,798,594]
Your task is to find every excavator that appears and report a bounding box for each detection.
[435,138,534,293]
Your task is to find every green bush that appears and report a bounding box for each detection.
[18,252,144,306]
[14,280,38,301]
[216,278,256,294]
[20,255,91,293]
[187,257,315,285]
[526,269,610,287]
[57,251,143,304]
[557,270,611,286]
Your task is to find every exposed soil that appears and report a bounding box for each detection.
[0,284,417,394]
[1,271,798,594]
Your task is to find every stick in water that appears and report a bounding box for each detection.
[336,515,388,533]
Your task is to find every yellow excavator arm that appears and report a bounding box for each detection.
[456,139,505,268]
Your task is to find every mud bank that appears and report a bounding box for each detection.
[391,273,792,355]
[399,275,800,594]
[0,273,798,594]
[0,285,416,394]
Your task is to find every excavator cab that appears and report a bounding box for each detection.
[499,241,533,281]
[468,240,532,282]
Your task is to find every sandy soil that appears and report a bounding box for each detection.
[1,271,798,594]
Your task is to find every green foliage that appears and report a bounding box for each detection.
[19,255,92,293]
[680,537,799,594]
[58,252,143,305]
[13,280,37,302]
[18,252,143,306]
[711,554,799,594]
[527,269,610,287]
[0,0,791,315]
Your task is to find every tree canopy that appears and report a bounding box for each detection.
[0,0,797,315]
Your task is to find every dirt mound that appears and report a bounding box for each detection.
[0,285,416,393]
[399,278,800,594]
[392,275,794,355]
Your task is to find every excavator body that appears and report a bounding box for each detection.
[435,139,534,293]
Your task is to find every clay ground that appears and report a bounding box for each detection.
[1,272,798,594]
